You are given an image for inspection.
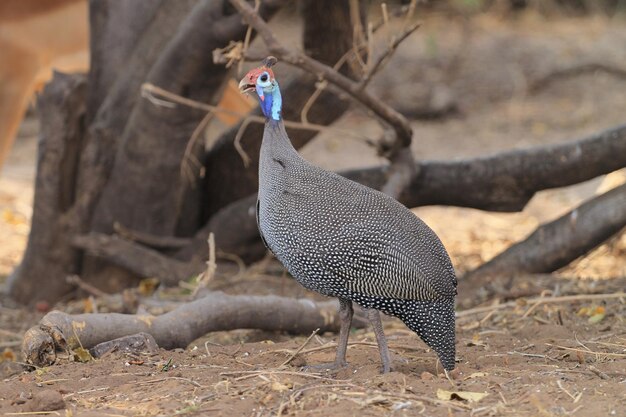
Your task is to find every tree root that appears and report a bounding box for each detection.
[22,292,360,367]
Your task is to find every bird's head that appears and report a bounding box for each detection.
[238,56,281,121]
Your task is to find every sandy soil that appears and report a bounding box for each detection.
[0,272,624,416]
[1,9,626,417]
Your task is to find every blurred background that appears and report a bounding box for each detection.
[3,0,625,284]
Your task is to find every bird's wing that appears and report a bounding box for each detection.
[278,164,457,300]
[256,199,273,254]
[323,221,456,301]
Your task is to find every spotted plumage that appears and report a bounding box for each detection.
[240,57,457,372]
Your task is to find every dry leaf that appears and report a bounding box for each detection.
[1,348,16,362]
[73,347,93,363]
[437,389,489,403]
[464,372,488,380]
[271,381,292,392]
[138,278,160,296]
[420,371,435,380]
[588,312,605,324]
[2,209,26,225]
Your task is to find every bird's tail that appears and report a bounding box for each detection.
[399,299,456,371]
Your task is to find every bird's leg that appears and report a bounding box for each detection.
[366,309,392,373]
[333,298,353,367]
[306,298,353,371]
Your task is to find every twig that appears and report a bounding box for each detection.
[143,82,376,166]
[63,386,110,398]
[298,3,417,124]
[228,0,413,153]
[349,0,367,73]
[238,0,260,76]
[66,275,108,298]
[280,328,320,367]
[381,3,390,44]
[402,0,418,31]
[113,222,191,249]
[191,233,217,298]
[273,340,429,357]
[588,365,610,380]
[556,380,582,403]
[457,292,626,319]
[137,376,204,388]
[180,111,213,185]
[212,4,415,66]
[508,351,555,361]
[300,80,327,125]
[220,369,341,381]
[545,343,626,358]
[359,22,421,89]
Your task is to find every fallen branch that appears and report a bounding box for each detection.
[464,183,626,283]
[353,123,626,211]
[530,63,626,92]
[113,222,191,250]
[22,292,362,367]
[72,233,202,285]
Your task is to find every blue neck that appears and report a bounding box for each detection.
[260,83,282,121]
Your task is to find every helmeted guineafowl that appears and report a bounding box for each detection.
[239,57,457,372]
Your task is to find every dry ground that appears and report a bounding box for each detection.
[1,9,626,417]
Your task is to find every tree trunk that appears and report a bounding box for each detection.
[9,0,365,304]
[10,0,626,307]
[7,73,87,304]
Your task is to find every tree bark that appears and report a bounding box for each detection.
[89,0,284,239]
[7,73,87,304]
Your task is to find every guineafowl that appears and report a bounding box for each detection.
[238,57,457,372]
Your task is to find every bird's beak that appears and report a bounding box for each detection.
[238,77,255,95]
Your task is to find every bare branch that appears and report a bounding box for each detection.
[464,183,626,282]
[359,22,421,89]
[228,0,413,154]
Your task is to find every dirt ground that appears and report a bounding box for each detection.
[1,9,626,417]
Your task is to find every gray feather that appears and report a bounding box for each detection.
[257,120,457,370]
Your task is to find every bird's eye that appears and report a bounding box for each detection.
[260,73,268,82]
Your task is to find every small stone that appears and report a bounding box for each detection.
[420,371,434,380]
[25,389,65,411]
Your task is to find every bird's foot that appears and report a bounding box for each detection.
[302,360,347,372]
[380,362,392,374]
